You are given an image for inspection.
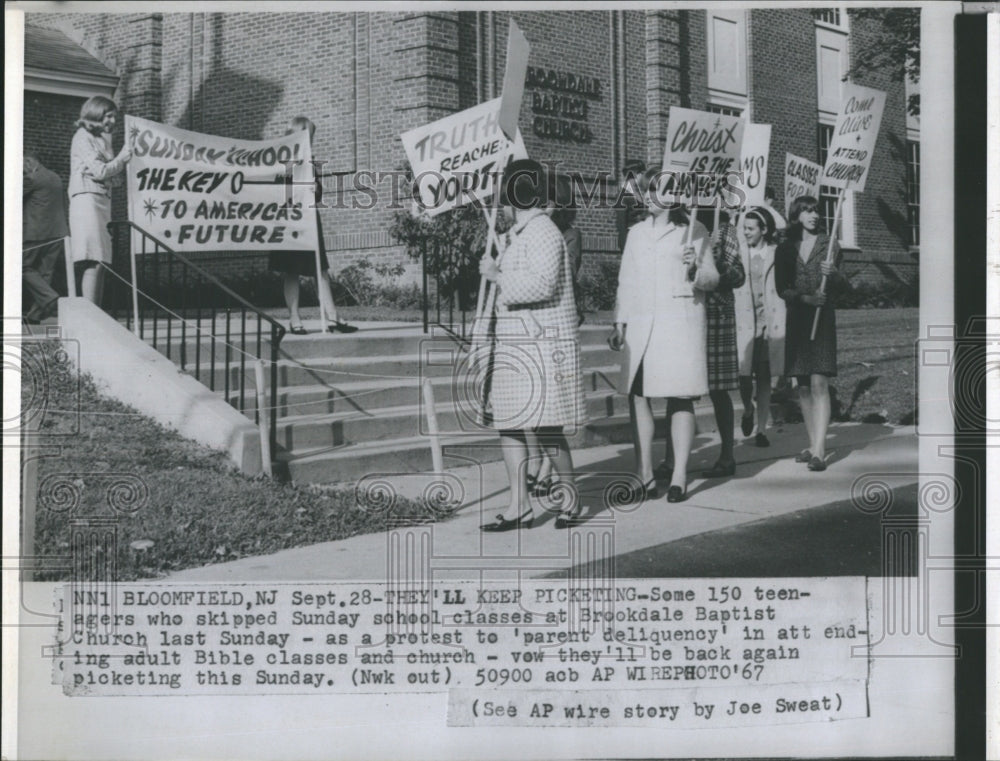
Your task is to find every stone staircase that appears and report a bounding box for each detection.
[154,320,731,485]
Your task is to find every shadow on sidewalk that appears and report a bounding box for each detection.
[546,483,919,578]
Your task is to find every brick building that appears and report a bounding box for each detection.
[22,8,918,293]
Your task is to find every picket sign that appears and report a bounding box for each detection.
[811,84,886,340]
[784,152,822,218]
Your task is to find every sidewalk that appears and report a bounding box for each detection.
[168,421,918,581]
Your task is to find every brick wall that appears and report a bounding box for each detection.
[22,9,916,295]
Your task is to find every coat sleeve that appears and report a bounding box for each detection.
[74,132,128,183]
[496,220,563,307]
[774,241,802,304]
[823,238,849,296]
[716,224,746,289]
[613,228,638,325]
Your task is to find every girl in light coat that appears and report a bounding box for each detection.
[68,96,132,305]
[609,170,716,503]
[734,207,786,446]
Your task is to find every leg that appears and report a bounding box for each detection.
[706,389,735,474]
[497,429,531,521]
[797,377,815,454]
[535,426,575,511]
[667,398,695,489]
[523,430,545,482]
[632,395,656,484]
[80,264,104,306]
[317,270,340,324]
[755,357,772,434]
[627,394,641,474]
[810,374,831,460]
[23,242,60,320]
[738,375,755,428]
[283,274,302,327]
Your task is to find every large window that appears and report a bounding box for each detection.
[817,123,841,237]
[906,140,920,248]
[706,104,742,118]
[706,10,749,116]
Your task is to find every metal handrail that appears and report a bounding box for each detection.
[107,220,285,467]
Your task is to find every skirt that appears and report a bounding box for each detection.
[69,192,112,265]
[785,304,838,377]
[269,213,329,275]
[706,302,739,391]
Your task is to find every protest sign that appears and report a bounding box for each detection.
[820,83,886,193]
[125,116,317,253]
[736,123,771,208]
[498,20,530,142]
[401,98,528,217]
[784,152,822,217]
[662,106,745,207]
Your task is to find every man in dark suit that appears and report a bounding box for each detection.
[23,154,68,323]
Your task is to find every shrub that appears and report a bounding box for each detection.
[578,261,620,312]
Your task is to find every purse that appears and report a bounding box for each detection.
[691,240,720,291]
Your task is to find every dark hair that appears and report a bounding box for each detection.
[76,95,118,135]
[549,173,577,232]
[621,158,646,176]
[288,115,316,141]
[744,206,776,244]
[500,158,548,210]
[786,195,822,240]
[641,169,689,227]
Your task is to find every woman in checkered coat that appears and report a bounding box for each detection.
[478,160,586,531]
[701,210,746,478]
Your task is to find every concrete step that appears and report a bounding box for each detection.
[202,344,623,391]
[276,401,739,485]
[232,365,624,419]
[274,391,637,451]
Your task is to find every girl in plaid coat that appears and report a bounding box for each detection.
[479,160,586,531]
[701,210,746,478]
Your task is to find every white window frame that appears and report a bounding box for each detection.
[706,10,749,117]
[815,10,855,246]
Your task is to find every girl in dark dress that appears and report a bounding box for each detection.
[269,116,356,335]
[774,195,848,471]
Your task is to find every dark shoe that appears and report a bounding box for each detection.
[741,408,755,437]
[807,456,827,472]
[289,324,308,335]
[653,460,674,482]
[702,460,736,478]
[755,433,770,448]
[554,501,585,529]
[795,449,812,463]
[530,477,555,499]
[631,478,658,503]
[481,512,534,532]
[666,485,687,503]
[328,321,358,334]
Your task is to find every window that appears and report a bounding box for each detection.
[906,140,920,247]
[706,10,749,115]
[814,9,842,27]
[707,104,742,118]
[817,123,841,236]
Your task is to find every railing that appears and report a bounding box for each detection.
[105,221,285,464]
[422,242,478,343]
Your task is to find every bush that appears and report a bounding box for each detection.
[578,261,620,312]
[334,260,422,309]
[837,278,918,309]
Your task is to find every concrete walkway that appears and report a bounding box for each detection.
[169,421,917,581]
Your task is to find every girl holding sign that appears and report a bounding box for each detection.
[478,160,586,531]
[734,207,785,447]
[68,96,132,305]
[609,170,716,503]
[269,116,356,335]
[774,195,847,471]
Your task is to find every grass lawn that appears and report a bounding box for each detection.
[22,341,435,581]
